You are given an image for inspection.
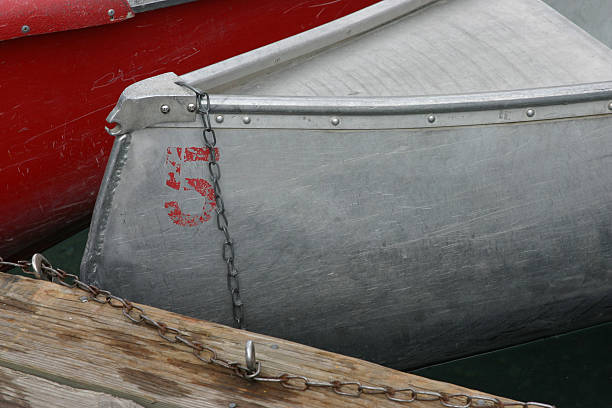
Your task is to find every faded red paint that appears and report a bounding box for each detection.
[164,146,217,227]
[164,200,212,226]
[183,146,219,162]
[165,147,182,190]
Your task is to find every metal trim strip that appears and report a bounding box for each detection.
[208,82,612,114]
[151,82,612,130]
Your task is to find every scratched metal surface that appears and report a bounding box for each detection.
[82,115,612,369]
[215,0,612,97]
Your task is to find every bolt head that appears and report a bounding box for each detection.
[427,114,436,123]
[242,116,251,124]
[187,103,196,112]
[215,115,224,123]
[330,117,340,126]
[160,104,171,114]
[608,101,612,111]
[526,108,535,117]
[108,8,115,17]
[21,25,30,33]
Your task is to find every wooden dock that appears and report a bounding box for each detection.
[0,272,517,407]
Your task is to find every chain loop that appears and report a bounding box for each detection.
[332,381,362,397]
[386,387,417,402]
[176,81,245,329]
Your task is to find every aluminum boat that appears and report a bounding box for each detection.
[82,0,612,369]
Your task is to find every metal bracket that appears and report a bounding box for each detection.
[105,72,197,136]
[31,253,51,280]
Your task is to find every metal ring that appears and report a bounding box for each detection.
[244,340,257,372]
[31,253,50,280]
[386,387,417,402]
[206,145,217,163]
[217,212,229,231]
[332,381,362,397]
[360,384,387,394]
[203,128,216,147]
[123,304,145,323]
[441,394,472,408]
[280,375,309,391]
[470,395,504,408]
[222,240,235,262]
[214,194,225,214]
[193,345,217,363]
[175,81,204,96]
[416,389,444,401]
[244,361,261,379]
[208,161,221,181]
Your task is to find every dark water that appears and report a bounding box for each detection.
[9,227,610,408]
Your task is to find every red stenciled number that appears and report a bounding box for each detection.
[164,146,218,227]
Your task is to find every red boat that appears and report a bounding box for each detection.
[0,0,379,260]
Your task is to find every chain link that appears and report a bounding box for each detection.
[176,81,245,329]
[0,256,555,408]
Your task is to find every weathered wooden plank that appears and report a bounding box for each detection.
[0,272,517,407]
[0,365,144,408]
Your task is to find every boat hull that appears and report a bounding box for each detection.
[82,112,612,368]
[81,0,612,369]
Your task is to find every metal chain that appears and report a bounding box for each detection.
[0,255,555,408]
[176,81,245,329]
[0,256,253,376]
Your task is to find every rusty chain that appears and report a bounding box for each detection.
[0,255,555,408]
[176,81,245,329]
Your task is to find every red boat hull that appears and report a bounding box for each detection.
[0,0,379,260]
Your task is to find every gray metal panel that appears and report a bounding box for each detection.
[82,114,612,369]
[180,0,438,92]
[544,0,612,48]
[84,0,612,369]
[213,0,612,97]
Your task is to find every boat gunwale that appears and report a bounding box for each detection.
[205,82,612,115]
[174,0,612,128]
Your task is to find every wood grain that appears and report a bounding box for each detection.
[0,365,144,408]
[0,272,515,407]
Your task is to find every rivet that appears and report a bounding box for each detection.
[216,115,224,123]
[80,296,89,303]
[526,108,535,117]
[108,9,115,18]
[607,101,612,111]
[21,25,30,33]
[187,103,196,112]
[160,104,171,114]
[427,114,436,123]
[330,117,340,126]
[242,116,251,124]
